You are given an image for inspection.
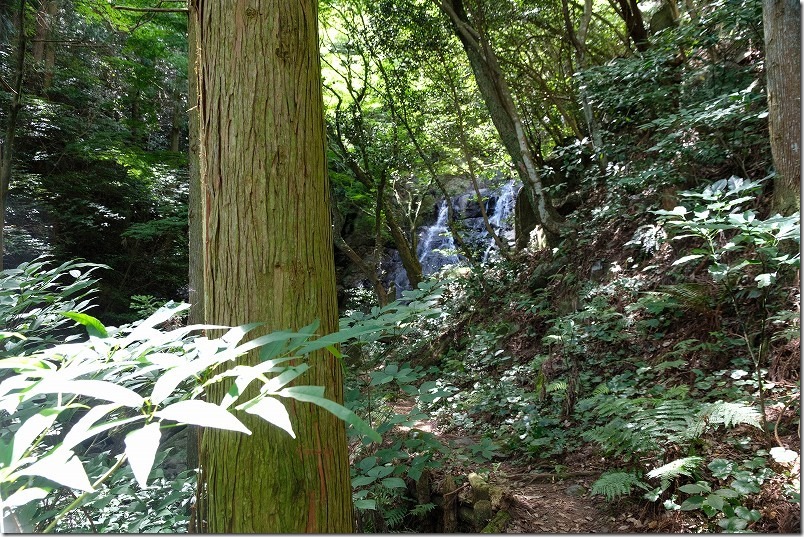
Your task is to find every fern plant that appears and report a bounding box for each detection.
[591,471,649,501]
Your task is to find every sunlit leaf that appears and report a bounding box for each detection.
[29,379,144,408]
[155,400,250,434]
[17,449,93,492]
[12,411,59,461]
[61,403,123,450]
[61,311,108,338]
[240,397,295,438]
[125,423,162,488]
[2,487,49,509]
[672,254,704,266]
[278,386,381,442]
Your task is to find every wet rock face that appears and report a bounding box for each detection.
[452,191,489,220]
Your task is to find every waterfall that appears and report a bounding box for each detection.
[417,200,459,276]
[482,180,518,262]
[384,180,519,291]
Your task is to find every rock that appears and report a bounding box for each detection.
[565,484,587,497]
[481,510,511,533]
[489,484,504,509]
[458,505,475,526]
[474,499,493,527]
[468,472,491,501]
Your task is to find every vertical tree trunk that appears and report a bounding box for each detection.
[40,0,58,92]
[1,0,26,271]
[611,0,649,52]
[193,0,353,532]
[327,95,424,288]
[763,0,801,215]
[438,0,564,246]
[331,198,389,306]
[435,47,508,259]
[185,8,203,529]
[561,0,606,170]
[169,83,182,152]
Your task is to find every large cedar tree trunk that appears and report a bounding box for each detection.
[763,0,801,215]
[192,1,353,532]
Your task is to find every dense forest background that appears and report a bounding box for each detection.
[0,0,800,533]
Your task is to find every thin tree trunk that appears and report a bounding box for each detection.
[41,1,58,92]
[611,0,650,52]
[437,0,564,246]
[763,0,801,215]
[331,198,389,306]
[561,0,606,170]
[373,57,473,262]
[384,204,423,288]
[169,83,182,152]
[193,0,353,532]
[1,0,26,272]
[435,48,508,259]
[326,90,424,288]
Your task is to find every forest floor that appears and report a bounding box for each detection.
[389,400,643,533]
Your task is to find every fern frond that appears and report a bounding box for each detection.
[547,379,568,393]
[410,502,436,517]
[651,399,696,442]
[698,401,762,430]
[647,456,703,481]
[383,506,407,528]
[591,471,647,501]
[659,283,713,311]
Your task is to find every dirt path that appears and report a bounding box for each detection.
[490,470,613,533]
[389,399,623,533]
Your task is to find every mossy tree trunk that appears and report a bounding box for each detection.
[763,0,801,215]
[191,0,353,532]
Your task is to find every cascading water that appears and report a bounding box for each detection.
[386,180,519,291]
[417,200,460,276]
[481,180,518,262]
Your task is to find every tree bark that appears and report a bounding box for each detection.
[185,8,203,528]
[437,0,564,246]
[763,0,801,215]
[193,0,353,532]
[610,0,649,52]
[0,0,26,271]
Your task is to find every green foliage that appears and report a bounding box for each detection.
[128,295,162,318]
[0,257,106,355]
[647,456,705,482]
[652,455,776,532]
[656,176,800,423]
[590,471,648,501]
[1,260,457,531]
